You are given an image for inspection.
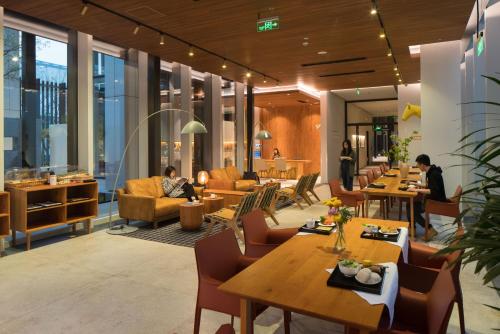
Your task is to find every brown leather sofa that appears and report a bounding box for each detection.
[207,166,257,191]
[116,176,202,228]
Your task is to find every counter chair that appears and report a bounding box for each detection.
[241,209,297,258]
[276,174,310,209]
[306,172,321,202]
[328,179,365,217]
[359,172,388,219]
[256,183,280,225]
[424,185,463,241]
[254,158,269,178]
[204,192,259,241]
[274,158,289,179]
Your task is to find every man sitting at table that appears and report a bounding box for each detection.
[407,154,446,240]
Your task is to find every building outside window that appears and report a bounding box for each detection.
[3,26,73,174]
[92,51,125,205]
[192,78,205,176]
[222,80,236,167]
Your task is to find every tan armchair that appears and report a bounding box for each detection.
[117,176,202,228]
[207,166,257,191]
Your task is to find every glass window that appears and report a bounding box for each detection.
[3,27,72,173]
[160,69,172,172]
[93,51,125,204]
[222,81,236,167]
[192,78,205,176]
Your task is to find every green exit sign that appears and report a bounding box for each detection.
[257,17,279,32]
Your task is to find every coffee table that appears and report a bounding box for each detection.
[202,189,247,208]
[179,202,204,231]
[202,196,224,214]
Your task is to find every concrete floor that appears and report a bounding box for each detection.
[0,185,499,334]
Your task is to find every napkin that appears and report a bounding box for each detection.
[296,231,314,236]
[386,227,409,263]
[326,262,399,326]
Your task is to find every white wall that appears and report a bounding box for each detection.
[421,41,462,194]
[397,83,421,162]
[320,92,345,182]
[484,2,500,141]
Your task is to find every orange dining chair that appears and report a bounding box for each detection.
[362,170,388,219]
[328,179,365,217]
[424,185,463,240]
[382,163,390,172]
[241,209,297,258]
[379,164,385,175]
[378,260,457,334]
[407,228,465,334]
[215,324,235,334]
[194,229,291,334]
[373,167,382,179]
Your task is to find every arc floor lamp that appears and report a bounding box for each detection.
[107,108,207,235]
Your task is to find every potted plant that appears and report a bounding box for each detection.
[388,134,413,177]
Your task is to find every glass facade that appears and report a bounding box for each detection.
[160,69,172,172]
[3,27,72,173]
[93,51,125,204]
[222,80,236,167]
[192,78,205,175]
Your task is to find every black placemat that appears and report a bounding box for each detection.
[327,265,386,295]
[360,228,401,242]
[409,171,420,175]
[383,174,397,177]
[298,223,335,235]
[367,183,386,189]
[398,186,410,191]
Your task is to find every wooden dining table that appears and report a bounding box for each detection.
[360,169,421,240]
[219,217,408,334]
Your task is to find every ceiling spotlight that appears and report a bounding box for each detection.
[159,34,165,45]
[317,50,328,55]
[398,78,402,83]
[188,46,194,57]
[133,25,140,35]
[396,72,400,76]
[370,5,377,15]
[221,60,227,69]
[379,29,386,39]
[387,49,392,57]
[11,56,19,62]
[80,2,88,16]
[246,70,252,78]
[393,66,398,71]
[263,77,267,83]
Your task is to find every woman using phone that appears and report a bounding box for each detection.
[162,166,198,201]
[339,139,356,191]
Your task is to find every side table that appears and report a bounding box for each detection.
[202,196,224,214]
[179,202,204,231]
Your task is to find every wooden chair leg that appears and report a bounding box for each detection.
[456,285,466,334]
[361,202,365,218]
[204,219,216,237]
[302,193,313,206]
[311,189,321,202]
[398,201,402,221]
[11,229,16,247]
[265,209,279,225]
[228,220,244,242]
[193,303,202,334]
[284,310,291,334]
[294,198,304,210]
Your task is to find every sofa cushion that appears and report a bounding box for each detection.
[126,178,158,197]
[210,168,229,180]
[155,197,188,217]
[151,176,166,198]
[235,179,257,191]
[226,166,242,181]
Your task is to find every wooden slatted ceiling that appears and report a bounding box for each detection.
[255,91,319,108]
[1,0,475,90]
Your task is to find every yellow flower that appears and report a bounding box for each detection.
[332,199,343,207]
[333,214,342,222]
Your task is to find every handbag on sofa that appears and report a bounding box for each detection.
[243,171,260,184]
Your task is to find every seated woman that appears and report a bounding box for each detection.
[162,166,199,201]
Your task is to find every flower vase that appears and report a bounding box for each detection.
[334,223,346,251]
[400,162,410,178]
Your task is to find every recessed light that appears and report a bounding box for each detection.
[409,45,421,55]
[303,37,309,40]
[317,50,328,55]
[302,41,309,47]
[11,56,19,62]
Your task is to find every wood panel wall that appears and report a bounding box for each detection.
[260,104,320,175]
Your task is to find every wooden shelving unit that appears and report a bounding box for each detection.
[7,181,98,250]
[0,192,10,255]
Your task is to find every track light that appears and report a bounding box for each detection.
[80,2,88,16]
[188,46,194,57]
[393,66,398,71]
[370,5,377,15]
[159,34,165,45]
[396,72,400,77]
[387,49,392,57]
[379,29,386,39]
[263,77,267,83]
[398,78,402,83]
[246,70,252,78]
[221,60,227,69]
[133,25,140,35]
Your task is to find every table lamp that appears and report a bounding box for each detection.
[197,170,209,186]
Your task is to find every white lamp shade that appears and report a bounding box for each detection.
[181,120,208,134]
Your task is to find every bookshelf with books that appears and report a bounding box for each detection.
[7,181,98,250]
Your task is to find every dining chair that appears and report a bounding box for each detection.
[215,324,235,334]
[328,179,365,217]
[424,185,463,240]
[194,229,268,334]
[358,174,368,189]
[382,163,390,172]
[373,167,382,179]
[254,158,269,178]
[380,260,456,334]
[276,174,310,209]
[407,228,465,334]
[205,192,259,241]
[378,164,385,175]
[256,183,280,225]
[366,169,375,184]
[306,172,321,202]
[241,209,297,258]
[274,158,289,179]
[362,170,388,219]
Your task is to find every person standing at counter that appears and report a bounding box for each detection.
[272,148,281,159]
[339,140,356,191]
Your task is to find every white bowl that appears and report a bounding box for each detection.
[338,260,361,277]
[363,224,379,234]
[355,269,382,285]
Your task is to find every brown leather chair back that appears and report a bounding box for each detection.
[373,168,382,179]
[379,164,385,174]
[358,175,368,189]
[449,185,463,203]
[427,264,456,334]
[366,169,375,183]
[329,179,345,197]
[241,209,269,245]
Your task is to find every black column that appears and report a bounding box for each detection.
[147,55,161,176]
[246,85,254,172]
[67,31,78,167]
